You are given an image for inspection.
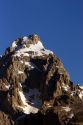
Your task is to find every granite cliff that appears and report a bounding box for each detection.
[0,34,83,125]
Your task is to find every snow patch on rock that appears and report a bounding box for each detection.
[79,91,83,100]
[62,83,70,91]
[68,113,74,119]
[5,85,10,89]
[62,106,71,112]
[12,41,17,48]
[25,62,35,69]
[23,36,28,42]
[18,70,24,74]
[18,90,39,114]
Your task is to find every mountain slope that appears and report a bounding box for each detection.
[0,34,83,125]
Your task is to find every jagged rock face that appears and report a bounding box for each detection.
[0,34,83,125]
[0,111,14,125]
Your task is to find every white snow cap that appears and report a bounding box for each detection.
[11,34,53,57]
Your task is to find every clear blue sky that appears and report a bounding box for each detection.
[0,0,83,84]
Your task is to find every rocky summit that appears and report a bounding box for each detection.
[0,34,83,125]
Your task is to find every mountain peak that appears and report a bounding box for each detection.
[0,34,83,125]
[12,34,40,48]
[10,34,53,57]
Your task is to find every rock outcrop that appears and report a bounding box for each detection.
[0,34,83,125]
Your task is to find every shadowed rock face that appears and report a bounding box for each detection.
[0,34,83,125]
[16,110,61,125]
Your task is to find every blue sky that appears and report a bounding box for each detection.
[0,0,83,84]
